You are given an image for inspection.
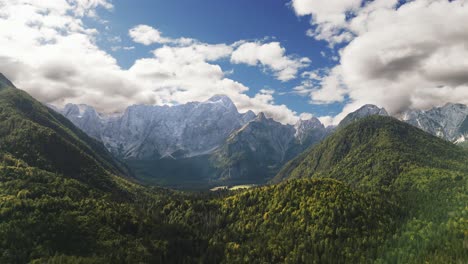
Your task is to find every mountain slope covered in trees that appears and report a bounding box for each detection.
[0,73,131,188]
[271,116,468,262]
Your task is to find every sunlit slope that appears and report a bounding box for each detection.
[274,116,467,188]
[266,116,468,263]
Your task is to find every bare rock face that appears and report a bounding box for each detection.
[58,95,256,159]
[400,103,468,143]
[338,103,468,144]
[56,96,468,184]
[294,117,326,144]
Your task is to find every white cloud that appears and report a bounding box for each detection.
[129,24,196,46]
[291,0,361,23]
[299,112,314,120]
[292,0,362,45]
[0,1,303,124]
[126,47,301,124]
[129,24,171,45]
[317,116,334,127]
[231,41,310,81]
[293,0,468,124]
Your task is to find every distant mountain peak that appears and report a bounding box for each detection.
[401,103,468,142]
[63,103,100,118]
[295,117,323,128]
[339,104,388,127]
[256,112,267,121]
[208,94,231,101]
[358,104,388,114]
[241,110,256,123]
[206,94,236,106]
[58,95,255,159]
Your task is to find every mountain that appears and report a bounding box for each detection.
[338,103,468,144]
[59,95,256,159]
[57,98,329,185]
[210,114,328,182]
[294,116,326,144]
[0,73,130,188]
[399,103,468,143]
[271,116,468,262]
[274,115,466,185]
[56,97,468,187]
[210,113,296,182]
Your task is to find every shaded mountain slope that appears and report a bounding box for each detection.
[210,113,296,182]
[0,75,131,189]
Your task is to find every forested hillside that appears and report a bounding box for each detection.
[0,74,131,187]
[270,116,468,262]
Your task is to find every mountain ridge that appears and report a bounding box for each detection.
[273,115,467,185]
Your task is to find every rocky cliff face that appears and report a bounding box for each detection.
[57,97,329,182]
[399,103,468,143]
[59,95,256,159]
[338,103,468,143]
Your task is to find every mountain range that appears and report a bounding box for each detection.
[56,96,468,186]
[56,96,329,185]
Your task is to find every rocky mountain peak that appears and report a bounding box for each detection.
[293,117,327,146]
[255,112,268,121]
[57,95,257,159]
[400,103,468,142]
[295,117,324,130]
[339,104,388,127]
[241,110,256,123]
[206,94,237,109]
[357,104,388,116]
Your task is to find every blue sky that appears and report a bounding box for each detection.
[91,0,343,117]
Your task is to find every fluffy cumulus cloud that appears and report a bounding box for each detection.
[128,24,194,46]
[292,0,468,124]
[0,0,305,124]
[231,42,311,82]
[129,25,170,45]
[292,0,362,45]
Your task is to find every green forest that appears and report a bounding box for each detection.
[0,76,467,263]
